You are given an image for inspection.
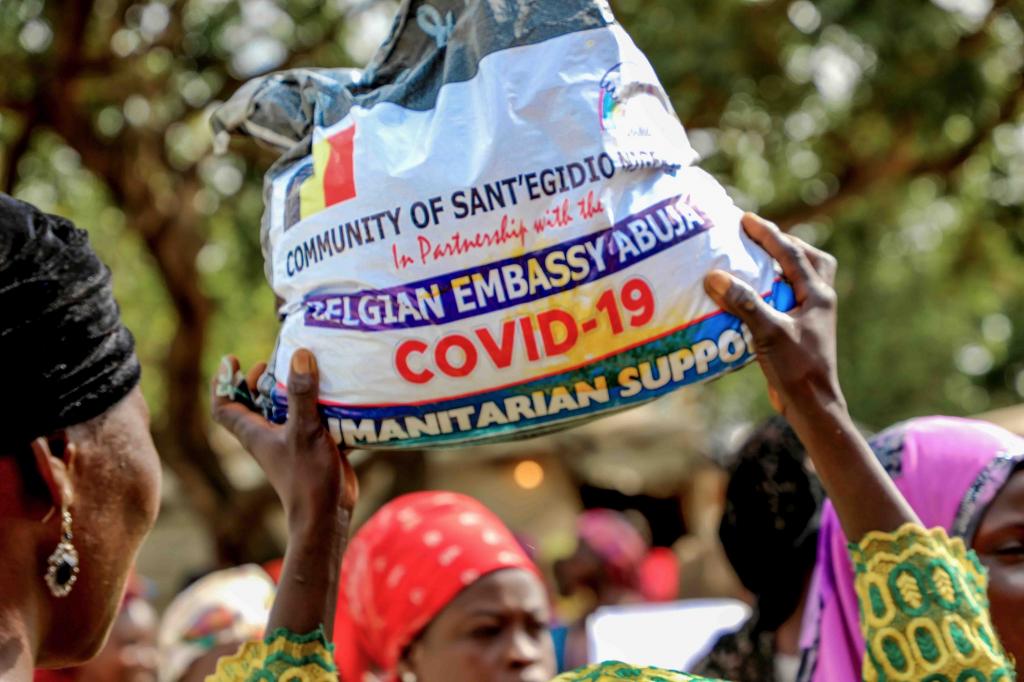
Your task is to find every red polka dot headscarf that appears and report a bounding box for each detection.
[333,492,540,681]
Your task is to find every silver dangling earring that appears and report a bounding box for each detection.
[44,505,79,598]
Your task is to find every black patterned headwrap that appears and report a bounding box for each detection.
[718,416,824,632]
[0,193,140,446]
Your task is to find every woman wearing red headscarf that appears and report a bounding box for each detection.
[334,492,555,682]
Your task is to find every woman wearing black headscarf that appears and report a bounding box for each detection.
[693,417,823,681]
[0,193,356,680]
[0,193,162,676]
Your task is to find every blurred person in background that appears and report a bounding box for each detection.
[693,417,823,681]
[156,565,275,682]
[0,194,161,678]
[798,416,1024,680]
[552,509,652,671]
[34,578,159,682]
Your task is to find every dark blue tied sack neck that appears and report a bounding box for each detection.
[0,193,140,446]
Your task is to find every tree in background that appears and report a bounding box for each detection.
[1,0,1022,560]
[611,0,1024,427]
[0,0,398,562]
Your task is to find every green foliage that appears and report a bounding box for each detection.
[614,0,1024,428]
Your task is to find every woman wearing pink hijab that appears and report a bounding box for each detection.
[798,416,1024,680]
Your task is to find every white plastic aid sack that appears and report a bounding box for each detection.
[214,0,794,449]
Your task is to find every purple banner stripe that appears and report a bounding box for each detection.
[304,194,711,332]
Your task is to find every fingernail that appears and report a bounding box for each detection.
[218,356,233,383]
[215,357,235,398]
[291,349,312,375]
[705,270,733,298]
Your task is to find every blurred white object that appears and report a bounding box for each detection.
[586,599,751,672]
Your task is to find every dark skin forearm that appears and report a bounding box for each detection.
[705,213,920,545]
[785,395,917,541]
[213,350,358,639]
[268,507,349,638]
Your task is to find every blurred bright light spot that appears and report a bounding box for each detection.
[785,111,817,141]
[210,164,244,196]
[181,77,213,108]
[957,344,994,376]
[139,2,171,39]
[982,314,1013,344]
[232,36,287,77]
[145,46,173,75]
[192,188,220,215]
[344,1,400,64]
[789,149,821,178]
[800,178,830,205]
[785,46,814,84]
[990,176,1024,206]
[932,0,993,24]
[111,28,141,57]
[17,183,58,211]
[788,1,821,33]
[197,242,229,273]
[242,0,293,31]
[943,114,974,145]
[812,44,862,105]
[96,106,125,137]
[51,147,81,175]
[993,124,1024,156]
[513,460,544,490]
[687,129,718,158]
[124,95,152,127]
[19,19,52,53]
[18,0,43,21]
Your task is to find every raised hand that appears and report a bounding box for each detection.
[704,214,917,541]
[212,348,357,637]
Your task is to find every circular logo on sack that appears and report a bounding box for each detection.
[598,62,672,135]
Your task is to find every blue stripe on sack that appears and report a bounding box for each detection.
[303,195,710,332]
[272,281,795,447]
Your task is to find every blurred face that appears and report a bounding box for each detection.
[39,387,162,665]
[553,542,604,597]
[404,569,555,682]
[971,470,1024,665]
[76,598,159,682]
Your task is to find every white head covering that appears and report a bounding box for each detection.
[157,564,275,682]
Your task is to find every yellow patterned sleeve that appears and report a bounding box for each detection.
[206,626,338,681]
[554,661,717,681]
[852,523,1015,681]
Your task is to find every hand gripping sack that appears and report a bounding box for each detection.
[214,0,795,449]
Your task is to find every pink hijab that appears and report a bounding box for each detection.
[797,416,1024,681]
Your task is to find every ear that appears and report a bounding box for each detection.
[29,433,77,514]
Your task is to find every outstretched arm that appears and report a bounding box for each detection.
[212,349,358,637]
[704,214,917,542]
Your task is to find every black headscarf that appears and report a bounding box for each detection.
[0,193,140,446]
[718,416,824,632]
